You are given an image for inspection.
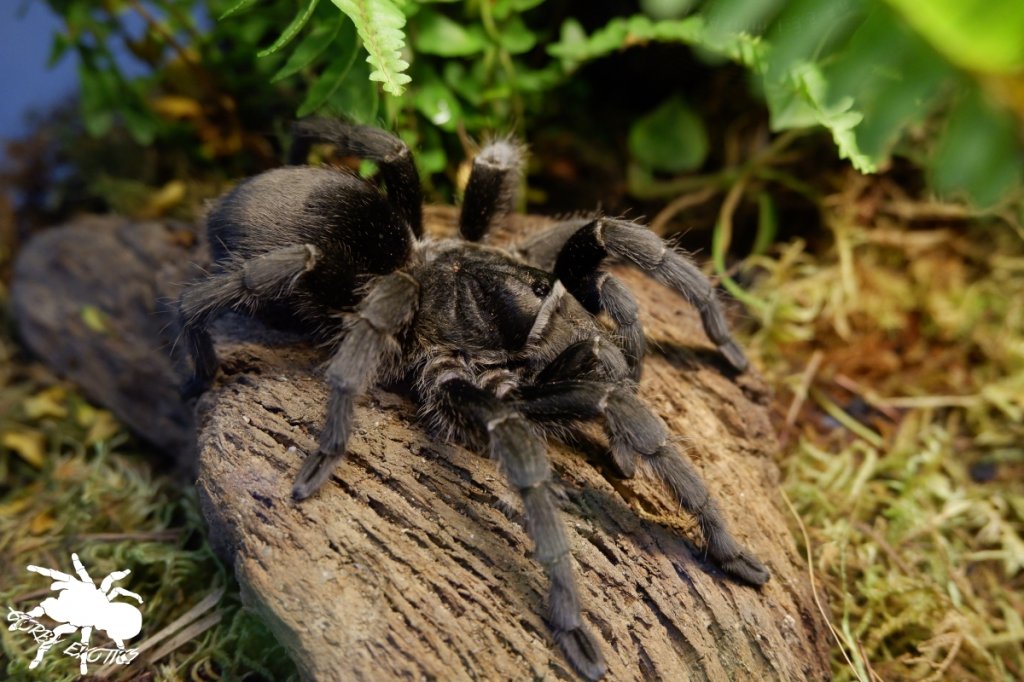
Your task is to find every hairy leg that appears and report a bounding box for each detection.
[514,380,769,585]
[291,118,423,237]
[421,359,606,680]
[459,139,525,241]
[178,243,321,397]
[71,553,93,583]
[518,220,646,378]
[558,217,747,370]
[292,271,419,499]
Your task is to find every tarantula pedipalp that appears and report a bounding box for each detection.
[178,119,768,680]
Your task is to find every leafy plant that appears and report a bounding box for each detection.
[549,0,1023,208]
[39,0,1023,208]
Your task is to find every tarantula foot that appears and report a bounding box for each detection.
[720,549,770,586]
[720,339,749,373]
[180,374,211,400]
[555,625,607,681]
[292,449,345,500]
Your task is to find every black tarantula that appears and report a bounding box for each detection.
[178,119,768,680]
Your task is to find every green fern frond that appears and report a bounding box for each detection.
[330,0,411,96]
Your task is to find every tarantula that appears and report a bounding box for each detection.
[178,119,768,680]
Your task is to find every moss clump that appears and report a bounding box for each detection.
[0,375,298,680]
[738,174,1024,680]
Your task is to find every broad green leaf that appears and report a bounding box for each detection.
[326,58,380,123]
[258,0,320,58]
[784,63,874,173]
[822,12,950,162]
[493,0,547,21]
[443,61,486,105]
[272,15,345,82]
[885,0,1024,72]
[514,63,562,93]
[764,0,863,81]
[78,65,115,137]
[929,88,1022,208]
[499,16,537,55]
[331,0,412,96]
[297,24,360,117]
[703,0,785,42]
[414,8,487,56]
[413,68,463,130]
[628,96,709,173]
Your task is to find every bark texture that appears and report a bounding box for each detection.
[11,210,832,681]
[11,215,199,465]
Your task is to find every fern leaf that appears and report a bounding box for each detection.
[330,0,411,96]
[258,0,321,58]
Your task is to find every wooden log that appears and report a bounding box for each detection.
[194,208,832,680]
[11,209,832,680]
[10,215,200,466]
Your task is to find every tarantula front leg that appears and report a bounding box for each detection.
[518,221,646,379]
[552,217,748,371]
[99,568,131,594]
[292,271,419,499]
[425,366,606,680]
[513,380,769,586]
[177,244,321,397]
[524,216,749,372]
[107,587,144,603]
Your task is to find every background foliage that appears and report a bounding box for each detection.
[38,0,1024,208]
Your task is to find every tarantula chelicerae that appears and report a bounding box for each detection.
[178,119,768,680]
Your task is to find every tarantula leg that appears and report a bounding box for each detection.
[291,118,423,237]
[292,271,419,500]
[534,335,631,385]
[514,381,769,585]
[432,376,607,681]
[177,244,321,398]
[554,217,748,372]
[459,139,525,241]
[26,564,77,583]
[567,273,645,380]
[517,220,646,378]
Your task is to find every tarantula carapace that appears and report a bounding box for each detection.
[178,119,768,680]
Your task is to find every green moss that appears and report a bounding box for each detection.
[740,193,1024,680]
[0,375,298,680]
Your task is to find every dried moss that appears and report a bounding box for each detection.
[0,358,298,680]
[738,174,1024,680]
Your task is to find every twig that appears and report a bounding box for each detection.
[780,487,866,682]
[786,350,823,426]
[650,186,719,235]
